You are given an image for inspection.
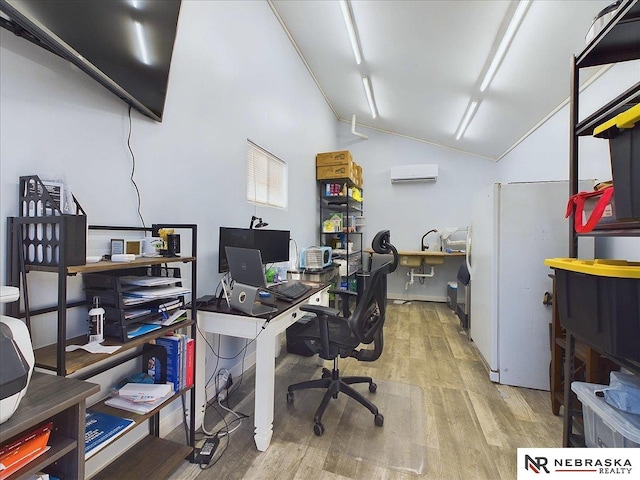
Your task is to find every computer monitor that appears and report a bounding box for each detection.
[254,229,290,265]
[218,227,290,272]
[225,247,267,288]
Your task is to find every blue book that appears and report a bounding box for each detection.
[85,409,135,458]
[155,336,181,392]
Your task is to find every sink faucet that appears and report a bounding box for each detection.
[421,229,439,251]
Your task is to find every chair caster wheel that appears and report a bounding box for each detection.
[314,422,325,436]
[369,382,377,393]
[287,392,294,403]
[374,413,384,427]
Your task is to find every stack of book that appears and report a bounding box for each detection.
[155,333,194,393]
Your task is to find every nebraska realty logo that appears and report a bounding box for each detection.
[518,449,639,479]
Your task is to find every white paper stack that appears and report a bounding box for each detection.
[105,383,174,414]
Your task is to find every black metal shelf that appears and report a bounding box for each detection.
[576,0,640,68]
[564,0,640,448]
[575,81,640,136]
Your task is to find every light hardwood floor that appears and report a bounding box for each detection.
[168,301,562,479]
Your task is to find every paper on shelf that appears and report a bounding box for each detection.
[118,382,172,402]
[119,276,182,287]
[124,286,191,299]
[65,342,122,354]
[126,323,161,339]
[104,390,174,414]
[144,309,187,326]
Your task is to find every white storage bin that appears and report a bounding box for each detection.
[571,381,640,448]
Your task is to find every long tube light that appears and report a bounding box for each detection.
[362,75,378,119]
[339,0,363,65]
[480,0,530,92]
[134,20,151,65]
[455,100,478,140]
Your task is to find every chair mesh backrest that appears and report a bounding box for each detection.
[348,231,398,348]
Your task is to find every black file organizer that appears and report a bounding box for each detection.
[17,175,87,267]
[83,266,187,342]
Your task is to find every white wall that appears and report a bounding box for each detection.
[499,60,640,261]
[0,1,337,473]
[336,124,498,301]
[1,0,638,469]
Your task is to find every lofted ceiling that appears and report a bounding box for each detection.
[270,0,615,161]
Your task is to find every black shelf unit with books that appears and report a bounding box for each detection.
[562,0,640,448]
[318,178,364,291]
[5,206,198,478]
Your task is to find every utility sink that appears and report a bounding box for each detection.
[399,255,423,267]
[398,251,445,267]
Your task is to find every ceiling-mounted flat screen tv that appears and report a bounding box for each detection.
[0,0,181,122]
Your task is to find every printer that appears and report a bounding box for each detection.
[1,286,35,424]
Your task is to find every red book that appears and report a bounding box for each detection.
[185,338,194,388]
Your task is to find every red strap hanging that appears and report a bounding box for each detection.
[565,186,614,233]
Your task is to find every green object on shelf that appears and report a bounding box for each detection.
[266,268,276,283]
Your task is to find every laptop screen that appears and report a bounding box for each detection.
[225,247,267,288]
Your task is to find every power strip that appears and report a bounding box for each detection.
[196,436,219,465]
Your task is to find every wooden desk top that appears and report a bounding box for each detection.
[364,248,465,257]
[198,282,327,319]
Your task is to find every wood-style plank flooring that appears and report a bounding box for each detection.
[168,301,562,479]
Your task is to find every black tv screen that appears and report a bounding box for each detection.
[0,0,181,122]
[218,227,290,273]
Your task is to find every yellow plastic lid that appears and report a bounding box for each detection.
[544,258,640,279]
[594,104,640,138]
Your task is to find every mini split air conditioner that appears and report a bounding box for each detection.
[390,164,438,183]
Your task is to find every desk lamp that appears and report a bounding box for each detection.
[250,216,269,229]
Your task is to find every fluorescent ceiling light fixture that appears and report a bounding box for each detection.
[339,0,363,65]
[480,0,530,92]
[134,20,151,65]
[362,75,378,119]
[455,100,478,140]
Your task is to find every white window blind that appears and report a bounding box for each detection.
[246,140,287,208]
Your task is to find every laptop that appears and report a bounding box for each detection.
[225,247,277,316]
[225,246,311,302]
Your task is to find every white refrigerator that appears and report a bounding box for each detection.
[469,181,591,391]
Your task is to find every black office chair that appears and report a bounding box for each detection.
[286,230,398,436]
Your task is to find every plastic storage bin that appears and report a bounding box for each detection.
[543,258,640,361]
[446,282,457,311]
[594,104,640,221]
[571,381,640,448]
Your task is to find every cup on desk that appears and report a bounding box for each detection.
[143,237,163,256]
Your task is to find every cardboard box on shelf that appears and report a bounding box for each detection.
[316,150,353,166]
[317,163,357,182]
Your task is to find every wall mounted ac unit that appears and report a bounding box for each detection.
[390,164,438,183]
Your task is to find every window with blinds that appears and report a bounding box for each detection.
[246,140,287,208]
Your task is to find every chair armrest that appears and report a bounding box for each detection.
[299,304,342,356]
[328,289,357,317]
[299,304,340,318]
[328,289,357,298]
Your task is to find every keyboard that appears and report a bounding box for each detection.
[268,282,312,300]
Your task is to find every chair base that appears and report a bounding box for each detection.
[287,365,384,436]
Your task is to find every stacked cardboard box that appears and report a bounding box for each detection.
[316,150,362,187]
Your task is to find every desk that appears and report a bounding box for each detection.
[198,283,329,451]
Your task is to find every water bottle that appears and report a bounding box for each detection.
[88,296,105,343]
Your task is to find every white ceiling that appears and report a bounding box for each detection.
[270,0,614,160]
